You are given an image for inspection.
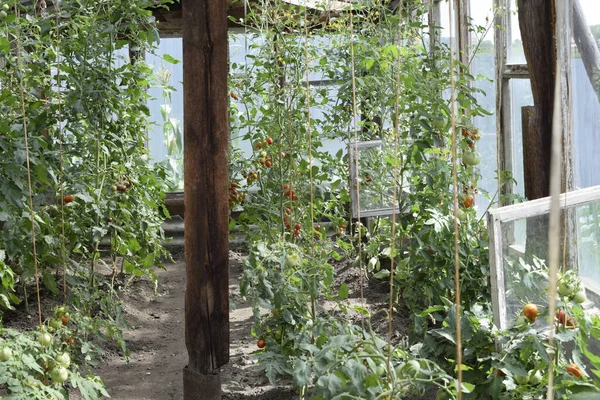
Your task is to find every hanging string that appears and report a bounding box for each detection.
[561,23,571,275]
[14,0,43,326]
[53,0,68,302]
[303,4,316,260]
[449,0,463,397]
[348,0,366,331]
[546,3,566,398]
[387,0,403,375]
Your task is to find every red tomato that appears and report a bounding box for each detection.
[462,194,475,208]
[62,195,74,204]
[266,137,273,145]
[522,303,538,323]
[567,363,583,378]
[257,339,266,349]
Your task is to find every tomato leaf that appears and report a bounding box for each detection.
[338,283,349,300]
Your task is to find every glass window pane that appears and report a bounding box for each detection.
[507,2,526,64]
[146,38,183,168]
[572,0,600,189]
[470,0,496,214]
[509,79,531,198]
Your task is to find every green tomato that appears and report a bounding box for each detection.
[285,252,300,267]
[456,208,466,221]
[56,353,71,368]
[403,360,421,377]
[0,10,6,19]
[558,281,575,296]
[0,347,12,361]
[528,370,542,385]
[573,290,587,304]
[374,364,386,376]
[437,390,452,400]
[39,333,53,347]
[49,319,62,330]
[2,4,9,10]
[514,374,529,385]
[433,116,447,130]
[462,151,482,166]
[51,367,69,384]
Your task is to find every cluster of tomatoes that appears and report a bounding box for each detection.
[283,184,298,201]
[255,138,275,168]
[110,176,132,194]
[254,137,273,151]
[510,302,586,381]
[228,182,246,207]
[242,170,259,185]
[461,127,482,167]
[462,127,480,149]
[283,208,301,237]
[258,151,272,168]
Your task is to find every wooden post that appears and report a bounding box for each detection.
[182,0,229,398]
[517,0,555,200]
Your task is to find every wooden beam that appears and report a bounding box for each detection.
[182,0,230,398]
[503,63,529,79]
[152,0,247,35]
[517,0,555,200]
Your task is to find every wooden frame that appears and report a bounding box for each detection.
[488,185,600,330]
[349,140,401,218]
[494,0,529,205]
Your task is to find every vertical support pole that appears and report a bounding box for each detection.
[428,0,441,56]
[495,0,514,205]
[455,0,470,68]
[182,0,229,398]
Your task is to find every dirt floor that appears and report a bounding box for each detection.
[87,252,298,400]
[86,249,430,400]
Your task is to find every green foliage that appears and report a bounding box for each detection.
[0,323,109,399]
[0,0,168,301]
[0,0,168,396]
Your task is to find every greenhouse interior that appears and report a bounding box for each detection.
[1,0,600,399]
